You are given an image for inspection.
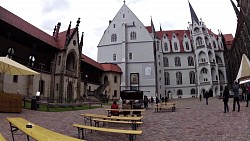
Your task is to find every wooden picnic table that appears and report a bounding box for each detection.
[0,133,6,141]
[81,113,143,130]
[6,117,83,141]
[105,108,145,116]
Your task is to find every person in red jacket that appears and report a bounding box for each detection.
[111,101,119,116]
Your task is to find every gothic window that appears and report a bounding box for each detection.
[175,57,181,67]
[176,72,182,85]
[164,71,170,85]
[205,37,210,46]
[130,32,136,40]
[28,56,35,67]
[7,48,14,59]
[213,41,217,49]
[189,71,195,84]
[113,54,116,61]
[129,53,133,60]
[201,68,208,74]
[163,57,169,67]
[196,37,203,46]
[194,27,199,33]
[191,89,196,95]
[111,34,117,42]
[174,42,178,50]
[164,43,168,51]
[188,56,194,66]
[177,89,183,97]
[185,42,190,50]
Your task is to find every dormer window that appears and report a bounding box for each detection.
[185,42,190,50]
[123,14,125,18]
[113,24,116,28]
[164,43,168,51]
[174,42,178,50]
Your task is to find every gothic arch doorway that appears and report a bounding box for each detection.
[67,81,73,103]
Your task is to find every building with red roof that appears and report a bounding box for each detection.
[0,5,121,103]
[97,2,231,99]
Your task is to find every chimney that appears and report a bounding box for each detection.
[53,22,61,40]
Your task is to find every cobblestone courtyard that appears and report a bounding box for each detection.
[1,97,250,141]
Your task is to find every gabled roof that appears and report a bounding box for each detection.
[81,54,121,73]
[56,28,75,49]
[0,6,58,47]
[101,63,122,73]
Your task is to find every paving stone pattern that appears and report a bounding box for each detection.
[1,98,250,141]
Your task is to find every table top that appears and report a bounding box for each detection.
[81,113,143,121]
[105,109,145,112]
[7,117,83,141]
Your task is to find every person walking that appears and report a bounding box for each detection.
[246,84,250,107]
[204,90,209,105]
[233,81,240,112]
[223,86,230,113]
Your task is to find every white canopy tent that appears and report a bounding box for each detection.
[236,54,250,84]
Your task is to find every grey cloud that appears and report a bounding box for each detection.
[41,0,70,14]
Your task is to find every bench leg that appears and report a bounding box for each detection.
[129,134,135,141]
[77,127,85,139]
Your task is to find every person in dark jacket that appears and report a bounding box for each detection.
[233,81,240,112]
[223,86,230,113]
[204,90,209,105]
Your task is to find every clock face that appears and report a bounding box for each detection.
[145,67,152,76]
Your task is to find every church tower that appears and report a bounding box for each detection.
[188,2,218,96]
[97,2,156,96]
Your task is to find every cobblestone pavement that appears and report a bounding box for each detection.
[1,97,250,141]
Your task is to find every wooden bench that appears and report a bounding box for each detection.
[0,133,6,141]
[73,123,142,141]
[155,102,176,112]
[92,118,143,130]
[7,117,83,141]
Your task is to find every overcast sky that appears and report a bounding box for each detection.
[0,0,237,61]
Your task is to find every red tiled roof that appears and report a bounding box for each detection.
[0,6,58,47]
[56,28,75,49]
[101,63,122,73]
[81,54,103,70]
[223,34,234,50]
[145,26,152,33]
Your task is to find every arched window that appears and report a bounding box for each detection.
[130,32,136,40]
[111,34,117,42]
[189,71,195,84]
[28,56,35,67]
[7,48,15,59]
[174,42,178,50]
[205,37,210,46]
[188,56,194,66]
[201,68,208,74]
[177,89,183,98]
[164,71,170,85]
[185,42,190,50]
[191,89,196,95]
[194,27,199,33]
[213,41,217,49]
[176,72,182,85]
[113,54,116,61]
[196,37,203,46]
[175,57,181,67]
[163,57,169,67]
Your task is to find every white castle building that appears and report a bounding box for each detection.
[97,2,227,99]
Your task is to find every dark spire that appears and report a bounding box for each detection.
[160,24,162,31]
[76,18,80,28]
[80,32,84,48]
[230,0,239,17]
[188,1,199,24]
[66,21,72,37]
[151,16,155,34]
